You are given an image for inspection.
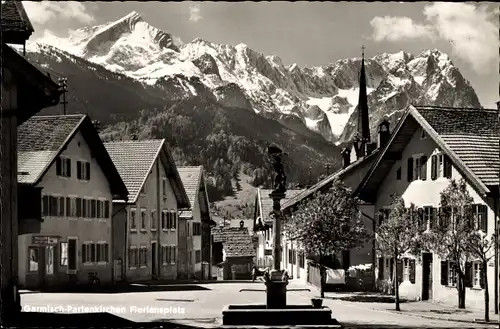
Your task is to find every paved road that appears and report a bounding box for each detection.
[20,281,496,328]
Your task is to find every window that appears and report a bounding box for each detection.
[68,238,77,271]
[91,200,97,218]
[77,161,91,180]
[141,208,147,231]
[195,250,201,263]
[472,262,481,288]
[56,157,71,177]
[76,198,82,217]
[130,208,137,231]
[82,243,96,264]
[128,246,138,268]
[420,129,427,139]
[139,246,148,267]
[193,222,202,236]
[96,243,109,263]
[170,211,177,230]
[162,178,167,198]
[151,210,157,231]
[396,167,401,180]
[97,200,103,218]
[423,206,436,231]
[412,155,427,181]
[69,197,77,217]
[163,246,177,264]
[441,261,457,286]
[60,242,68,266]
[82,199,87,218]
[28,247,39,272]
[44,195,64,217]
[471,204,488,232]
[46,245,54,275]
[104,200,110,218]
[403,258,410,282]
[162,211,177,230]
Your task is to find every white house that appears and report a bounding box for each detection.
[356,105,499,311]
[17,114,128,289]
[104,139,190,282]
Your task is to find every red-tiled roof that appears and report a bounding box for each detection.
[104,140,189,207]
[212,227,256,257]
[18,114,128,199]
[415,107,499,187]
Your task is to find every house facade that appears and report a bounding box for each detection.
[104,139,190,282]
[17,115,128,289]
[177,166,214,280]
[1,1,61,321]
[356,105,499,312]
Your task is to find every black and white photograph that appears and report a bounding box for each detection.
[0,1,499,328]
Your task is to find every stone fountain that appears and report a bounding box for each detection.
[221,145,340,327]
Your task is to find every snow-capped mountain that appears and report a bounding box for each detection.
[30,12,481,144]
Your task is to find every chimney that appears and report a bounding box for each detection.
[377,119,390,149]
[341,148,351,168]
[352,134,365,160]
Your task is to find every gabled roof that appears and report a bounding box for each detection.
[104,139,190,207]
[18,114,128,200]
[356,105,499,201]
[211,227,256,257]
[282,150,379,211]
[177,166,212,222]
[255,188,306,223]
[1,1,34,34]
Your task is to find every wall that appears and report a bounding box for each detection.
[191,194,202,277]
[124,157,179,282]
[19,131,113,287]
[374,127,496,311]
[111,206,127,282]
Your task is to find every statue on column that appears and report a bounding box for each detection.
[267,144,287,193]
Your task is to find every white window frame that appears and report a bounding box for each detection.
[77,159,91,181]
[96,241,108,265]
[170,210,176,231]
[130,208,137,232]
[67,237,78,274]
[129,245,138,269]
[140,208,147,231]
[437,153,444,178]
[472,262,481,288]
[161,245,169,265]
[402,258,410,282]
[83,241,94,265]
[97,198,107,222]
[448,261,457,287]
[83,197,93,221]
[412,153,424,181]
[151,209,157,231]
[162,210,168,231]
[60,241,68,266]
[68,195,78,220]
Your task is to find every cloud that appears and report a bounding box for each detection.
[189,4,202,22]
[370,3,498,75]
[172,36,185,47]
[22,1,95,25]
[370,16,435,42]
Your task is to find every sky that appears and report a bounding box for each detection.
[22,1,499,108]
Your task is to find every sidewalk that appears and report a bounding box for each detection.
[372,300,499,326]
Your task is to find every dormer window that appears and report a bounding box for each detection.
[56,157,71,177]
[77,161,90,180]
[420,129,427,140]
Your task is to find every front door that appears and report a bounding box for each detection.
[151,242,157,279]
[422,252,433,300]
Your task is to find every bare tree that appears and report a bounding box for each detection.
[376,194,421,311]
[284,178,370,298]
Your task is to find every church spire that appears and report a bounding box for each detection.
[357,45,370,143]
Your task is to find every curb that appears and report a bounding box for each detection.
[372,308,499,326]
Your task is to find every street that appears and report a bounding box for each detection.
[20,281,498,328]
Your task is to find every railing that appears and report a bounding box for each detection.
[1,19,28,30]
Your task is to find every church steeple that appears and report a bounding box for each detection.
[358,45,370,143]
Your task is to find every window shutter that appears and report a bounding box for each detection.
[479,263,485,289]
[82,244,87,263]
[443,155,452,178]
[58,197,64,216]
[429,208,436,230]
[42,195,49,216]
[77,161,82,179]
[440,261,448,286]
[407,158,414,182]
[464,262,472,287]
[173,212,177,229]
[65,197,71,217]
[91,200,96,218]
[76,198,82,217]
[409,259,416,284]
[56,157,62,176]
[66,159,71,177]
[396,259,403,282]
[105,201,110,218]
[85,162,91,180]
[105,244,109,262]
[91,244,96,262]
[480,205,487,232]
[431,155,437,180]
[420,155,427,180]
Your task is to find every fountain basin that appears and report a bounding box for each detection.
[222,304,339,326]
